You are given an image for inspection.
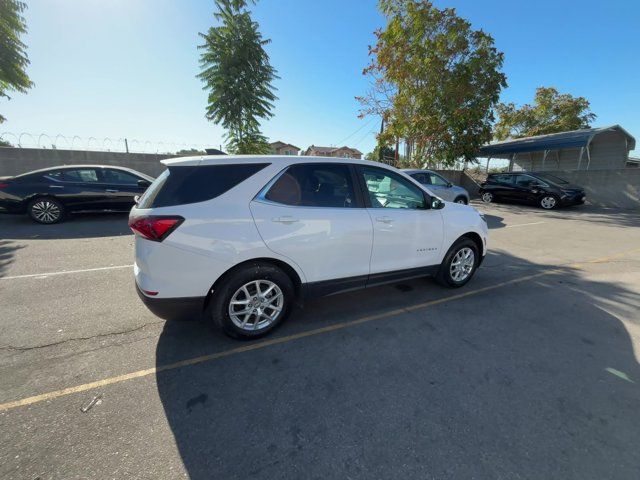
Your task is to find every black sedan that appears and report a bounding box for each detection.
[479,172,585,210]
[0,165,154,224]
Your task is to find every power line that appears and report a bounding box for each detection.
[333,117,376,146]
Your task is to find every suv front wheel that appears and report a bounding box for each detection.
[436,238,479,288]
[210,262,294,339]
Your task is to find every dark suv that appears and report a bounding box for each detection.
[479,172,585,210]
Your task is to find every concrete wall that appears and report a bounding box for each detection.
[0,147,179,178]
[537,169,640,210]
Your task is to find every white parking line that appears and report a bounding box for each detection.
[0,264,134,280]
[505,221,546,228]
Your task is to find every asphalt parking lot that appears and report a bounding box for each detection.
[1,202,639,479]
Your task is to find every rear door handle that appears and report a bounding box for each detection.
[376,216,393,224]
[49,185,64,189]
[106,189,119,193]
[272,216,299,224]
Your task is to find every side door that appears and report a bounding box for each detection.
[426,172,454,201]
[100,168,150,210]
[356,165,444,275]
[512,174,541,204]
[250,163,373,289]
[486,174,516,200]
[43,168,108,211]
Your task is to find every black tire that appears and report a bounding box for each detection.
[27,197,65,224]
[210,262,295,339]
[480,191,493,203]
[435,238,480,288]
[539,194,559,210]
[454,196,468,205]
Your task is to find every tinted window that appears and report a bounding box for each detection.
[488,174,513,185]
[410,173,429,184]
[265,164,356,208]
[103,169,141,185]
[45,168,99,183]
[139,163,268,208]
[514,174,538,188]
[428,173,449,186]
[361,166,426,209]
[534,173,569,185]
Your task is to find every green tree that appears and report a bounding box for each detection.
[0,0,33,123]
[197,0,277,154]
[493,87,596,140]
[358,0,506,167]
[365,144,395,162]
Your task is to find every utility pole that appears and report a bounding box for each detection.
[378,117,385,162]
[124,138,129,153]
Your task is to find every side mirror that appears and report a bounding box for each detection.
[138,179,151,188]
[134,195,140,204]
[447,182,453,188]
[430,197,445,210]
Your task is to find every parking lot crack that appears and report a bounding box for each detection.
[0,321,165,352]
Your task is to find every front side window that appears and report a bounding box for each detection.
[428,173,449,186]
[410,173,429,185]
[361,166,426,209]
[264,164,356,208]
[45,168,99,183]
[514,174,539,188]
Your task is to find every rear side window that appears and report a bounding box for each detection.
[138,163,268,208]
[264,164,356,208]
[488,174,513,185]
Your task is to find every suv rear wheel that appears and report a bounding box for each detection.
[481,192,493,203]
[436,238,479,288]
[210,262,294,338]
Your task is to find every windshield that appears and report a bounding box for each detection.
[534,173,570,185]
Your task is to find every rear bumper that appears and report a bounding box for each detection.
[135,283,205,321]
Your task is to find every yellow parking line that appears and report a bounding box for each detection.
[1,247,639,413]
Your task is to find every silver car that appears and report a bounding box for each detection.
[403,169,470,204]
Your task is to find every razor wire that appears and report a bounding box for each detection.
[0,132,215,154]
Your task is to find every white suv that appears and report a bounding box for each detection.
[129,156,488,338]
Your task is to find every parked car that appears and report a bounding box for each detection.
[403,169,470,204]
[0,165,154,224]
[479,172,585,210]
[130,156,488,339]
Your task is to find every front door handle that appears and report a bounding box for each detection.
[376,216,393,224]
[106,189,119,193]
[272,216,299,224]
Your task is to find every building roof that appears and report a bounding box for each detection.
[306,145,363,155]
[479,125,636,157]
[270,141,300,150]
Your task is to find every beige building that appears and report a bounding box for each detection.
[304,145,363,159]
[269,141,300,156]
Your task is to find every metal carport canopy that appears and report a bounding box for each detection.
[479,125,636,156]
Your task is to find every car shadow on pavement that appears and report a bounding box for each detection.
[155,251,640,479]
[0,212,132,240]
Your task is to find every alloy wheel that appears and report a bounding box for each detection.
[31,200,61,223]
[481,192,493,203]
[455,198,467,204]
[228,280,284,331]
[450,247,475,282]
[540,196,557,209]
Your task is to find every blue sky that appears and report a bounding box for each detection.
[2,0,639,156]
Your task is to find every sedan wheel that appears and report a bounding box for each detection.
[228,280,284,331]
[540,195,557,210]
[455,197,468,205]
[28,198,64,224]
[481,192,493,203]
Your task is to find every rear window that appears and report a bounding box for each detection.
[137,163,268,208]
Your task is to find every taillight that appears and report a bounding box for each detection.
[129,216,184,242]
[0,183,10,189]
